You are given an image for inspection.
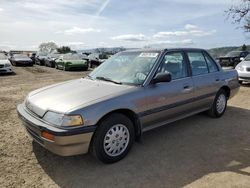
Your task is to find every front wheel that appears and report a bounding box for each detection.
[91,113,135,163]
[207,89,227,118]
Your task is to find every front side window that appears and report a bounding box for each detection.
[89,51,160,85]
[158,52,187,80]
[187,52,208,76]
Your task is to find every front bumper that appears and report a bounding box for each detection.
[237,71,250,81]
[17,103,96,156]
[0,67,13,73]
[66,64,88,70]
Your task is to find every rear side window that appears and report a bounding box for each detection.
[204,53,218,73]
[187,52,208,76]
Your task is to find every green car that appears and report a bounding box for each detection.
[55,54,89,71]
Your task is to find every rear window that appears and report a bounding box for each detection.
[204,53,218,73]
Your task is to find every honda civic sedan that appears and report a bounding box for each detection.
[17,48,239,163]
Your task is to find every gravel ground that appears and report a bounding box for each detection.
[0,66,250,188]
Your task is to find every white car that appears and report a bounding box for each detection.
[235,54,250,84]
[0,53,13,74]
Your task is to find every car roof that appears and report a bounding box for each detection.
[123,48,206,53]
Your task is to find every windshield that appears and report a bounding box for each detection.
[89,51,160,85]
[225,51,241,57]
[64,54,83,60]
[244,54,250,61]
[13,54,28,58]
[0,53,7,60]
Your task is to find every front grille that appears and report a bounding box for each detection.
[239,76,250,80]
[26,127,44,145]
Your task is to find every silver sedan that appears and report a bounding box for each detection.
[236,55,250,83]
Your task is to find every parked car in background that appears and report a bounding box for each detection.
[0,53,13,74]
[55,54,88,71]
[85,53,109,68]
[17,48,239,163]
[28,52,36,65]
[9,54,33,66]
[218,51,249,67]
[35,52,48,65]
[235,54,250,84]
[45,53,61,68]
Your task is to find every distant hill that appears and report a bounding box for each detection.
[76,45,250,59]
[208,45,250,59]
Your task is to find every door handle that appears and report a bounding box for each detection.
[215,78,220,82]
[183,85,190,89]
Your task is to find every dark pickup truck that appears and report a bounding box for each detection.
[218,51,249,67]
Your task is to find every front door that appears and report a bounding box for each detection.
[141,51,194,131]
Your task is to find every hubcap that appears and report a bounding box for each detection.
[103,124,130,157]
[216,94,226,114]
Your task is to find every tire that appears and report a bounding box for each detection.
[91,113,135,163]
[207,89,228,118]
[239,80,243,84]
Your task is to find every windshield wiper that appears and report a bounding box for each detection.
[96,76,122,85]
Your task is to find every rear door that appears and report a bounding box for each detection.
[185,50,220,110]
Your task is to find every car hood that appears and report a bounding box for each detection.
[26,78,133,117]
[240,60,250,67]
[66,60,86,64]
[219,56,236,59]
[0,60,10,65]
[14,58,32,61]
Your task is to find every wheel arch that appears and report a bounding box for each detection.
[220,85,230,98]
[94,109,142,140]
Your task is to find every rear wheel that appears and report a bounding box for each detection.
[91,113,135,163]
[207,89,227,118]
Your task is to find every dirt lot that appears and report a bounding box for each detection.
[0,66,250,188]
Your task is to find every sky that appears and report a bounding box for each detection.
[0,0,249,50]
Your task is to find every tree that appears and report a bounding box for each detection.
[39,42,58,53]
[57,46,71,54]
[242,44,247,51]
[227,0,250,31]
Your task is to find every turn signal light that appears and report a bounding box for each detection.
[41,131,55,141]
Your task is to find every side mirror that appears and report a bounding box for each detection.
[240,57,244,61]
[151,72,172,84]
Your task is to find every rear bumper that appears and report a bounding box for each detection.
[17,103,96,156]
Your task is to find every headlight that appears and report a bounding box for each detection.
[236,65,244,71]
[43,111,84,127]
